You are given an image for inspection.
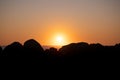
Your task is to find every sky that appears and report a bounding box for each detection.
[0,0,120,46]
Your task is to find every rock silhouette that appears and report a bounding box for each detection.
[0,39,120,66]
[0,46,2,56]
[2,42,23,56]
[45,47,58,56]
[59,42,89,57]
[23,39,44,57]
[59,42,120,58]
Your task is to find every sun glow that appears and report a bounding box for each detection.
[56,36,63,43]
[53,34,67,46]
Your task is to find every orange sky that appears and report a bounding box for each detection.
[0,0,120,46]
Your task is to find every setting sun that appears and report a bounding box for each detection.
[51,34,68,46]
[56,36,63,43]
[55,35,64,46]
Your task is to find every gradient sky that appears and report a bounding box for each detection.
[0,0,120,46]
